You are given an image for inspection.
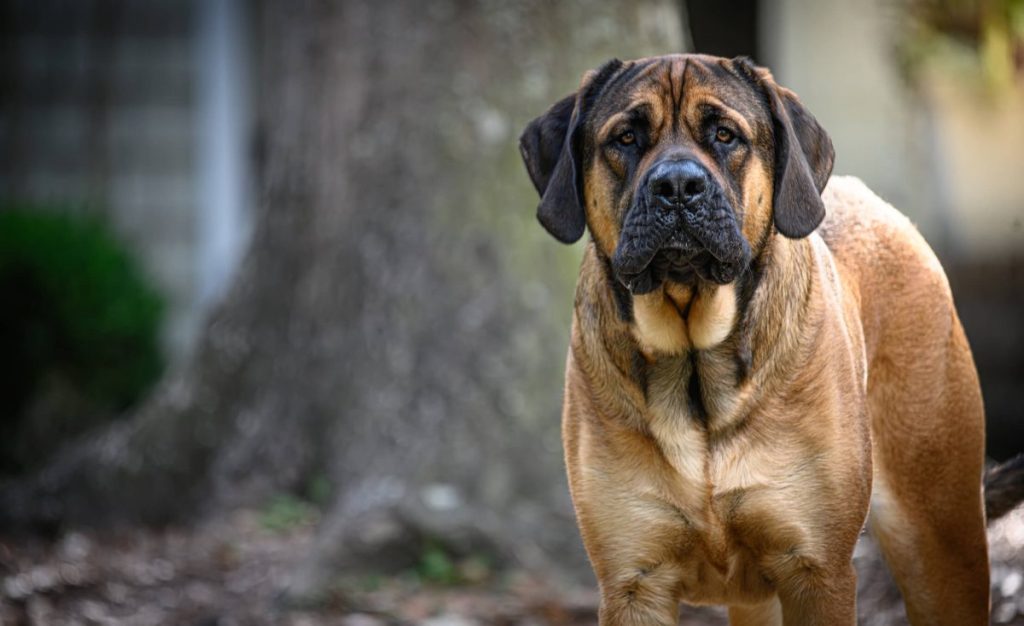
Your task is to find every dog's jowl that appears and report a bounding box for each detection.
[520,54,1022,626]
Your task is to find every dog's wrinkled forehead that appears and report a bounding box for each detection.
[582,55,769,144]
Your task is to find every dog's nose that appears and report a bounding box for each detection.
[647,160,710,209]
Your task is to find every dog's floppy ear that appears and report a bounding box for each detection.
[519,91,586,243]
[736,58,835,239]
[519,60,622,244]
[769,85,834,238]
[519,93,575,197]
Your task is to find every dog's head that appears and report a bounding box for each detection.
[519,54,833,294]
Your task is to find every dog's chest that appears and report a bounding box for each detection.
[643,354,757,488]
[639,361,807,601]
[644,362,764,503]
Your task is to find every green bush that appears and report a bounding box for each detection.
[0,205,165,474]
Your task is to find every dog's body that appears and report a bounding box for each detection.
[520,54,999,624]
[563,177,986,625]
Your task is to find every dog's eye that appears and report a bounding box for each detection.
[617,131,636,146]
[715,127,735,143]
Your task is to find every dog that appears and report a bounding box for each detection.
[519,54,1023,625]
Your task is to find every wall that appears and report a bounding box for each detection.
[0,0,252,362]
[760,0,1024,258]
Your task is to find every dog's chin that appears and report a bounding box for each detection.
[664,250,738,286]
[614,236,748,295]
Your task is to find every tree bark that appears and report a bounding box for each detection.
[0,0,682,587]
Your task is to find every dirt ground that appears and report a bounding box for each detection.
[1,505,1022,626]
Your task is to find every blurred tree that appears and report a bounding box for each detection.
[0,0,681,590]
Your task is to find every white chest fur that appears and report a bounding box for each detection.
[632,283,737,356]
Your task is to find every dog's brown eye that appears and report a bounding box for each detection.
[715,127,735,143]
[617,131,636,146]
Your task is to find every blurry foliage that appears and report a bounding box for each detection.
[897,0,1024,92]
[416,542,461,586]
[304,473,333,508]
[0,205,164,474]
[258,493,318,532]
[257,477,331,532]
[415,541,492,587]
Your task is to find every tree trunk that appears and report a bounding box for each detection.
[0,0,682,588]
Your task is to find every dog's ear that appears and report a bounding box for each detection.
[768,81,835,238]
[519,90,587,244]
[519,60,622,244]
[519,93,575,198]
[735,58,835,239]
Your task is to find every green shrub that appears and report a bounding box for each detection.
[0,205,165,474]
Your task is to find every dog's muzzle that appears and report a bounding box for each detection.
[611,159,751,294]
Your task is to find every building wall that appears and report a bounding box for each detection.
[0,0,251,361]
[760,0,1024,259]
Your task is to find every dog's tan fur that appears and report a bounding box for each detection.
[524,55,990,625]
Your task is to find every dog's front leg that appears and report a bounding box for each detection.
[777,564,857,626]
[728,597,783,626]
[598,591,678,626]
[596,565,682,626]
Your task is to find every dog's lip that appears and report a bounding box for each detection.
[615,247,664,280]
[612,201,746,291]
[615,243,700,291]
[614,236,736,293]
[662,247,715,277]
[653,222,729,264]
[676,218,732,264]
[611,213,678,278]
[613,230,700,286]
[661,237,697,255]
[616,267,651,292]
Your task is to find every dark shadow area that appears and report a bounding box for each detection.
[947,256,1024,462]
[686,0,760,59]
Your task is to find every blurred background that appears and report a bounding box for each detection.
[0,0,1021,624]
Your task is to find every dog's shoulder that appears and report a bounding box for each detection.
[818,175,958,362]
[818,175,949,291]
[819,175,922,250]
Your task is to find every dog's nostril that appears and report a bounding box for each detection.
[683,179,704,199]
[653,180,675,200]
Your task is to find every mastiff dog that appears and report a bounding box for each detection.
[519,54,1024,625]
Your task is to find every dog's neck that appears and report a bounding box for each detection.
[629,280,737,356]
[573,232,821,430]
